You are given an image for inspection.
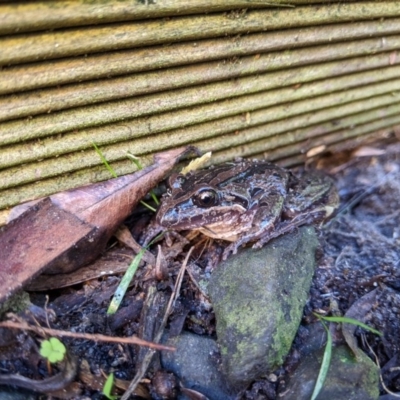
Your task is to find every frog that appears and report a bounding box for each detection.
[156,159,339,259]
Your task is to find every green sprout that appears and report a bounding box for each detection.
[102,372,117,400]
[92,142,118,178]
[39,337,66,363]
[107,232,164,314]
[92,142,157,212]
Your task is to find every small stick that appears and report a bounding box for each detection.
[0,320,175,352]
[121,246,194,400]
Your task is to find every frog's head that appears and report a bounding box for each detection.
[156,166,249,233]
[156,160,291,242]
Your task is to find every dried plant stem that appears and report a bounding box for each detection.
[121,247,194,400]
[0,320,175,352]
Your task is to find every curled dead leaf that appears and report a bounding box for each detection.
[0,147,195,303]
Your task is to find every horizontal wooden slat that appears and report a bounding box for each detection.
[2,54,400,147]
[1,2,399,66]
[2,36,400,122]
[2,18,399,96]
[212,114,400,164]
[0,0,330,35]
[1,84,398,191]
[255,122,396,167]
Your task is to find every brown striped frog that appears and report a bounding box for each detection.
[156,159,339,259]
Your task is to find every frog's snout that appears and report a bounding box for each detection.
[156,207,177,228]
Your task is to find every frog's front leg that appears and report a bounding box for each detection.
[222,198,284,259]
[251,216,306,250]
[222,221,276,259]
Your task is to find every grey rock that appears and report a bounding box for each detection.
[0,387,37,400]
[208,226,318,389]
[161,331,236,400]
[296,322,328,357]
[283,344,380,400]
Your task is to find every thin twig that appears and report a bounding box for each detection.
[0,320,175,351]
[121,246,194,400]
[364,335,400,398]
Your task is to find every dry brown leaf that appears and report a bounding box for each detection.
[0,146,194,303]
[342,288,378,359]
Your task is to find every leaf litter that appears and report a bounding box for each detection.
[1,142,400,398]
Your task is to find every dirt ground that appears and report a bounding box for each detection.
[1,140,400,399]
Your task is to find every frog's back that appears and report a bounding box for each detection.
[186,160,287,188]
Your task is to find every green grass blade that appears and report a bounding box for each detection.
[93,145,157,211]
[149,191,160,206]
[319,316,382,336]
[311,320,332,400]
[92,142,118,178]
[127,152,159,206]
[126,152,143,170]
[107,233,164,314]
[107,248,145,315]
[140,200,157,212]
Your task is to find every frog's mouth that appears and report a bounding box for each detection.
[157,209,210,229]
[198,225,239,242]
[157,204,247,230]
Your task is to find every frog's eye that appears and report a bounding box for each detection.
[193,189,218,207]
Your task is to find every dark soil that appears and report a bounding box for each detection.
[1,141,400,399]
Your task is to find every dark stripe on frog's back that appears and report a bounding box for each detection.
[171,162,244,199]
[208,160,281,187]
[170,160,284,203]
[175,164,233,190]
[172,162,251,198]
